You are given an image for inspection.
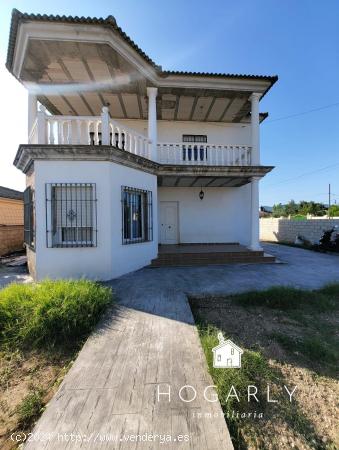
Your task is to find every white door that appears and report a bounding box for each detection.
[159,202,178,244]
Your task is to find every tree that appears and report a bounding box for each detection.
[285,200,298,216]
[329,205,339,217]
[299,201,326,216]
[272,203,286,217]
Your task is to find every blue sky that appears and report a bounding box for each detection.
[0,0,338,206]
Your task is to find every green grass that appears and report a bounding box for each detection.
[0,279,113,351]
[273,333,338,366]
[16,387,45,428]
[231,285,339,311]
[198,324,277,445]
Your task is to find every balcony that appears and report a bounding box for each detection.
[158,143,251,166]
[29,107,252,167]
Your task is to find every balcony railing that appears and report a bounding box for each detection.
[29,107,252,166]
[157,143,251,166]
[29,108,151,159]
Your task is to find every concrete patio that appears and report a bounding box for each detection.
[22,243,339,449]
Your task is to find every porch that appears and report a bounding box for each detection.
[151,243,275,266]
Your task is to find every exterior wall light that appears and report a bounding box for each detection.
[199,189,204,200]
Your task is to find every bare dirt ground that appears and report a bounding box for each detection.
[190,295,339,450]
[0,351,73,450]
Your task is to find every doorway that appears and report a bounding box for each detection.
[159,201,179,244]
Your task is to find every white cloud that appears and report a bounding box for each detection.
[0,55,27,191]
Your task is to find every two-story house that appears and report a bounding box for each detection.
[6,9,277,280]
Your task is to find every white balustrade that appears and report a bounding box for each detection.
[157,143,252,166]
[28,112,151,159]
[27,111,252,166]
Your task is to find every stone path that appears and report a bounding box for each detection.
[25,293,232,449]
[24,244,339,449]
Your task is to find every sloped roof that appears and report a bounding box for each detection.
[0,186,23,200]
[6,8,278,87]
[212,339,244,353]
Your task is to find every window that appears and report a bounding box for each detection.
[217,354,221,362]
[23,187,34,248]
[45,183,97,248]
[231,348,234,355]
[182,135,207,143]
[122,187,153,244]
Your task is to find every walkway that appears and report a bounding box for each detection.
[24,244,339,449]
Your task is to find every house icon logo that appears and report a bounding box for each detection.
[212,333,243,368]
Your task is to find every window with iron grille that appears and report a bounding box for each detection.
[45,183,97,248]
[121,187,153,244]
[182,135,207,143]
[23,187,34,249]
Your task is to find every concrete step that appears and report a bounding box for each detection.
[151,253,275,267]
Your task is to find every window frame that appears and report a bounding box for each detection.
[182,134,207,143]
[45,183,97,248]
[121,186,153,245]
[23,186,35,249]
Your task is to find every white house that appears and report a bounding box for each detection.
[212,334,243,369]
[6,9,277,280]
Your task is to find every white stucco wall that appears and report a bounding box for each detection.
[33,160,158,281]
[117,119,251,145]
[158,185,252,246]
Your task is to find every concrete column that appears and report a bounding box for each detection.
[250,176,262,251]
[37,105,47,144]
[28,93,37,138]
[250,92,261,165]
[147,87,158,161]
[101,106,110,145]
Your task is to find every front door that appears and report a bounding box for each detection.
[159,202,178,244]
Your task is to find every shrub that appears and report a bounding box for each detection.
[0,280,113,350]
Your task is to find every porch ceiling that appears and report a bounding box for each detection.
[157,164,273,187]
[7,10,277,123]
[157,176,252,187]
[20,40,268,123]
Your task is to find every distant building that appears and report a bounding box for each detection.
[0,186,24,256]
[260,206,273,217]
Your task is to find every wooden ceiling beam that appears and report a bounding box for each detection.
[204,97,216,122]
[188,96,199,121]
[219,95,235,121]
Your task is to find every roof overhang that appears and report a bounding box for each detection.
[14,144,273,188]
[6,9,277,123]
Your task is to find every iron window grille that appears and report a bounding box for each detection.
[182,135,207,143]
[121,187,153,245]
[45,183,97,248]
[23,186,35,249]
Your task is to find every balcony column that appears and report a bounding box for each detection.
[28,92,37,137]
[249,176,262,251]
[250,92,261,165]
[37,105,47,144]
[101,106,111,145]
[147,87,158,161]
